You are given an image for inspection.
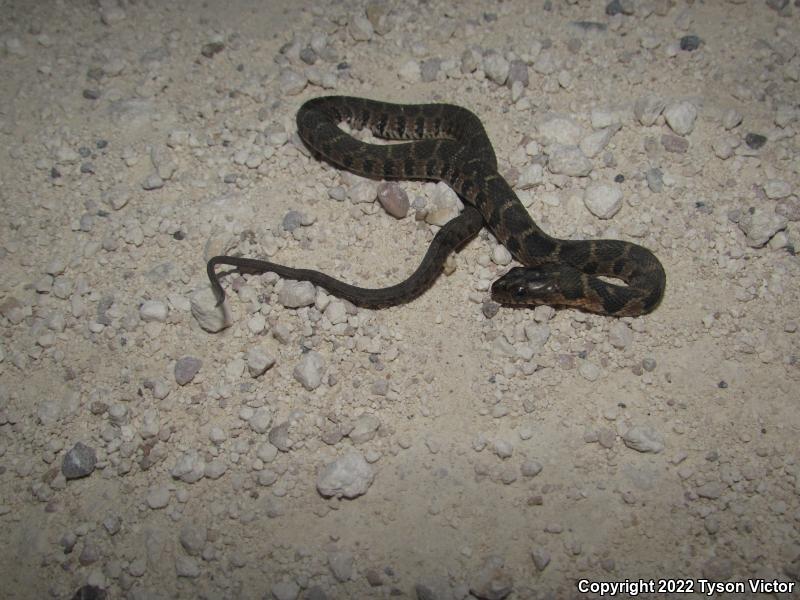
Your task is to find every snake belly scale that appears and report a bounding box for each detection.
[208,96,666,317]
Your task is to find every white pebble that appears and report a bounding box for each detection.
[492,245,512,266]
[190,286,231,333]
[584,183,623,219]
[518,164,543,188]
[664,101,698,135]
[247,347,276,377]
[493,439,514,459]
[763,179,791,200]
[578,360,601,381]
[348,180,378,204]
[398,59,421,83]
[622,426,664,453]
[580,126,618,158]
[139,300,168,323]
[316,451,374,499]
[278,281,316,308]
[247,313,267,334]
[146,486,170,509]
[293,351,325,390]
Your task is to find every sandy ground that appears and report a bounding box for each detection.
[1,0,799,599]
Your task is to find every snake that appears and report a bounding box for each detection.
[207,96,666,317]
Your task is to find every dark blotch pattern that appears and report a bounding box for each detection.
[209,96,666,316]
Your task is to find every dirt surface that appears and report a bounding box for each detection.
[1,0,799,599]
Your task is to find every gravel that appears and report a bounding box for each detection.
[2,2,798,598]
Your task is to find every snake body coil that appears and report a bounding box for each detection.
[208,97,666,317]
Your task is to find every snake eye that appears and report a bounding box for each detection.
[514,286,526,299]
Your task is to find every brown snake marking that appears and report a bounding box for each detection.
[208,96,666,317]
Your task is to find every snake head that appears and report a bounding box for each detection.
[491,266,563,307]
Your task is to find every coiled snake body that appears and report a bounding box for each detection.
[208,97,665,317]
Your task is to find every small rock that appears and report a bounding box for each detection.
[547,145,592,177]
[247,347,276,377]
[763,180,792,200]
[722,108,742,130]
[175,555,200,578]
[483,52,510,86]
[348,413,381,444]
[279,281,316,308]
[325,300,348,325]
[316,452,374,499]
[190,286,231,333]
[539,116,582,145]
[518,164,543,188]
[420,58,441,83]
[272,581,300,600]
[507,59,529,87]
[661,133,689,153]
[365,568,383,587]
[146,486,170,509]
[482,301,500,319]
[139,300,168,323]
[533,51,558,75]
[492,245,512,266]
[645,167,664,193]
[584,183,623,219]
[470,556,513,600]
[304,586,329,600]
[580,127,617,158]
[711,135,739,160]
[522,326,548,357]
[664,101,697,135]
[744,133,766,150]
[269,422,292,452]
[679,35,702,51]
[282,210,306,232]
[531,548,550,571]
[578,360,601,381]
[608,321,632,348]
[170,450,205,484]
[62,442,97,479]
[738,209,787,248]
[248,407,273,434]
[521,460,543,478]
[174,356,202,386]
[398,59,421,83]
[493,439,513,459]
[293,351,325,390]
[348,15,374,41]
[208,427,227,445]
[257,442,278,463]
[461,47,482,74]
[141,174,164,190]
[204,460,227,479]
[328,551,354,582]
[606,0,635,15]
[377,183,409,218]
[776,197,800,221]
[71,586,106,600]
[179,523,207,556]
[696,482,725,500]
[348,180,378,204]
[622,427,664,453]
[634,95,666,126]
[279,69,307,95]
[200,42,224,58]
[366,1,392,34]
